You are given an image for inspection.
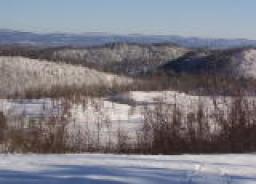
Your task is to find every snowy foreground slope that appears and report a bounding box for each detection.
[0,154,255,184]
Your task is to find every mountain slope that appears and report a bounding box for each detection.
[160,48,256,79]
[0,56,131,97]
[53,43,188,74]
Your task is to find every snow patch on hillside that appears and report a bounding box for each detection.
[232,49,256,78]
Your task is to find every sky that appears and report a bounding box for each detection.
[0,0,255,39]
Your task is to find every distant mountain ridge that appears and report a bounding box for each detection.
[1,29,256,49]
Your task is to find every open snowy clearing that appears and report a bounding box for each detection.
[0,154,255,184]
[1,90,256,144]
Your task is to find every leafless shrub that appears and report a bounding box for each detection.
[214,96,256,153]
[2,88,256,154]
[138,94,256,154]
[138,102,186,154]
[116,125,130,153]
[0,112,7,143]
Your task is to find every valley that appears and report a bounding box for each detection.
[0,31,256,184]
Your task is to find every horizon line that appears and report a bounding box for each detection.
[0,28,255,42]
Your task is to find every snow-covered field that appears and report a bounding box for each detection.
[1,90,255,144]
[0,90,233,122]
[0,154,255,184]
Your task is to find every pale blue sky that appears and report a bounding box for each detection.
[0,0,255,39]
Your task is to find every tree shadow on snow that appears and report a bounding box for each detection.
[0,164,255,184]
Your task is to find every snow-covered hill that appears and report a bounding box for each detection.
[53,43,188,74]
[231,49,256,79]
[161,48,256,79]
[0,56,131,97]
[54,43,187,64]
[0,153,255,184]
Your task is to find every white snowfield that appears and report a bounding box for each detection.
[0,154,255,184]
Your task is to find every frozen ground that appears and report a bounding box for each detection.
[0,154,255,184]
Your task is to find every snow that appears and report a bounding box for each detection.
[0,154,255,184]
[1,90,255,145]
[54,44,187,65]
[0,99,60,119]
[0,56,131,97]
[232,49,256,79]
